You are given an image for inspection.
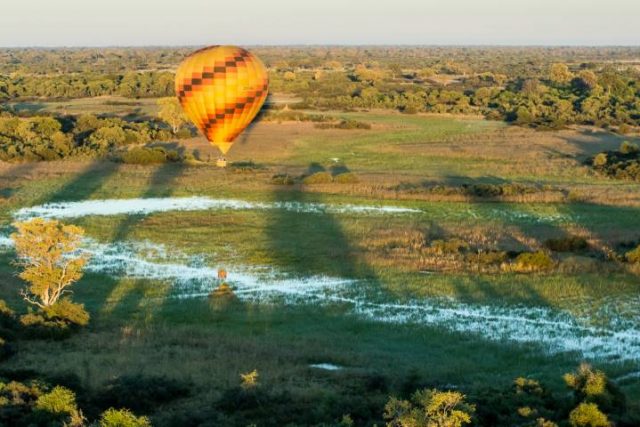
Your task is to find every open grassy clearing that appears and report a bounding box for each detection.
[0,110,638,422]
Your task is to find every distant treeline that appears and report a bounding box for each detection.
[0,72,175,99]
[1,47,639,129]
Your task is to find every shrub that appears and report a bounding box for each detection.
[619,140,639,155]
[271,174,295,185]
[384,388,475,427]
[592,153,608,167]
[544,236,589,252]
[512,251,554,272]
[568,403,609,427]
[430,238,469,255]
[240,370,259,390]
[333,172,359,184]
[564,363,626,415]
[175,127,194,139]
[229,160,265,172]
[43,298,90,327]
[0,380,44,423]
[20,298,89,339]
[302,171,333,184]
[470,379,559,427]
[99,408,151,427]
[20,312,74,339]
[118,147,171,164]
[468,250,508,265]
[625,245,640,263]
[588,149,640,182]
[33,385,84,426]
[315,120,371,130]
[0,300,17,333]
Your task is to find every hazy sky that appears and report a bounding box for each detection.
[1,0,638,47]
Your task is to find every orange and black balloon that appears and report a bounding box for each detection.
[175,45,269,155]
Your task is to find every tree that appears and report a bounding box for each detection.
[283,71,296,81]
[87,126,127,150]
[417,67,436,81]
[354,64,387,84]
[11,219,87,309]
[384,388,475,427]
[549,63,573,85]
[568,403,610,427]
[157,97,187,134]
[576,70,599,91]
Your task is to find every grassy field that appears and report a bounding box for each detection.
[0,109,638,424]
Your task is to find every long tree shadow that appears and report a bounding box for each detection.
[432,174,640,311]
[100,159,188,320]
[0,162,41,210]
[266,190,368,278]
[111,160,187,243]
[0,160,123,313]
[419,175,572,308]
[37,160,123,204]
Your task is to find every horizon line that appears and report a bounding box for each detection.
[1,43,640,49]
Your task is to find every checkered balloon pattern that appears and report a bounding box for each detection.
[175,45,269,155]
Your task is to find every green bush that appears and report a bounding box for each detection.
[592,153,608,167]
[271,174,295,185]
[0,299,16,330]
[564,363,626,416]
[302,171,333,184]
[333,172,359,184]
[430,238,469,255]
[544,236,589,252]
[471,378,559,427]
[175,127,194,139]
[20,313,73,339]
[99,408,151,427]
[0,380,45,423]
[118,147,172,164]
[568,403,609,427]
[229,160,265,172]
[43,299,90,327]
[315,119,371,130]
[396,182,547,198]
[19,299,89,339]
[625,245,640,263]
[619,140,639,155]
[468,250,508,265]
[33,386,83,426]
[513,251,554,272]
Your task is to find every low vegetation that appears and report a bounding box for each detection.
[588,141,640,182]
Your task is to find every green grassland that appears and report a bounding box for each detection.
[0,110,638,424]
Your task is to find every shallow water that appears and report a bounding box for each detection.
[14,196,421,220]
[4,197,639,364]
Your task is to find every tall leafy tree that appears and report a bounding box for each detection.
[11,219,87,308]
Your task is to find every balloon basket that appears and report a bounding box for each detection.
[216,157,227,168]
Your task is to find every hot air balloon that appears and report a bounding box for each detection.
[175,45,269,166]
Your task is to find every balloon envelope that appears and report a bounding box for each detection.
[175,45,269,155]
